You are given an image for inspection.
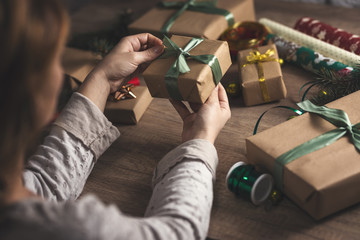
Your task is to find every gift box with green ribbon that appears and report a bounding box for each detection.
[143,35,231,103]
[238,44,287,106]
[246,91,360,219]
[128,0,255,40]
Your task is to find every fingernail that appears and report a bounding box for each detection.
[153,45,164,54]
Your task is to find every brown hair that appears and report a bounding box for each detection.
[0,0,69,166]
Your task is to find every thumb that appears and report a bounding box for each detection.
[136,45,164,63]
[205,85,219,104]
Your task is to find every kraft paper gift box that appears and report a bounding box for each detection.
[104,86,152,125]
[143,35,231,103]
[62,48,152,124]
[246,91,360,219]
[238,44,287,106]
[128,0,255,40]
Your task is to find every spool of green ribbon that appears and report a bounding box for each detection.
[158,0,235,35]
[159,35,222,100]
[226,161,274,205]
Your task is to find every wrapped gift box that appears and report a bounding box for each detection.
[62,48,151,124]
[128,0,255,40]
[246,91,360,219]
[104,86,152,125]
[143,35,231,103]
[238,44,287,106]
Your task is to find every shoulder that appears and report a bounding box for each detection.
[0,194,124,240]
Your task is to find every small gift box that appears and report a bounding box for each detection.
[62,48,151,124]
[246,91,360,219]
[238,44,287,106]
[128,0,255,40]
[143,35,232,103]
[104,86,152,125]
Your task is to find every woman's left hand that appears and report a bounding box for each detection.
[92,33,164,93]
[78,33,163,111]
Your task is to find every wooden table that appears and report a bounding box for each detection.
[70,0,360,239]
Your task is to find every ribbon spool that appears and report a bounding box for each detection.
[220,21,270,59]
[226,161,273,205]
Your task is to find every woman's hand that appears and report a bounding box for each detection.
[170,83,231,144]
[92,33,164,93]
[78,33,164,111]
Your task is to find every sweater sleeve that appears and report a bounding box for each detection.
[70,140,218,240]
[8,139,218,240]
[22,92,120,201]
[143,139,218,239]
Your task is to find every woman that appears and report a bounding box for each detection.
[0,0,231,239]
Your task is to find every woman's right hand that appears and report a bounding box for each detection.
[170,83,231,144]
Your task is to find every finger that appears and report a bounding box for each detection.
[120,33,163,52]
[217,83,230,108]
[135,44,164,63]
[169,99,191,121]
[205,85,219,104]
[145,34,163,48]
[130,33,162,51]
[218,83,229,104]
[218,83,231,120]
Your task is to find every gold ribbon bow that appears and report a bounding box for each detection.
[241,48,283,102]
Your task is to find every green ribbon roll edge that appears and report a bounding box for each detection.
[274,100,360,191]
[159,35,222,101]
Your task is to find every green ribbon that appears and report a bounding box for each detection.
[274,100,360,191]
[159,35,222,100]
[159,0,235,34]
[253,106,303,135]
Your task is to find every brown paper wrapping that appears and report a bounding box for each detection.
[238,44,287,106]
[105,86,152,124]
[128,0,255,40]
[246,91,360,219]
[143,35,231,103]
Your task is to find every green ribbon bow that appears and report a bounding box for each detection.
[274,100,360,191]
[159,0,235,34]
[159,35,222,100]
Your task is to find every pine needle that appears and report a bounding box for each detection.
[302,65,360,105]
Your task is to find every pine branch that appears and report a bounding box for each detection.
[303,65,360,105]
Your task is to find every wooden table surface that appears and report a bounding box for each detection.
[71,1,360,239]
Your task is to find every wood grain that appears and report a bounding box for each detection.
[72,0,360,239]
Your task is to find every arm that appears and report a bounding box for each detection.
[49,140,217,240]
[24,34,230,239]
[63,85,230,239]
[22,33,163,201]
[77,33,163,111]
[23,92,120,201]
[142,139,218,239]
[141,84,231,239]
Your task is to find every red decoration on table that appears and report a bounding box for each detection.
[294,17,360,55]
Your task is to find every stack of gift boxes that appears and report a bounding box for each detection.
[63,0,360,219]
